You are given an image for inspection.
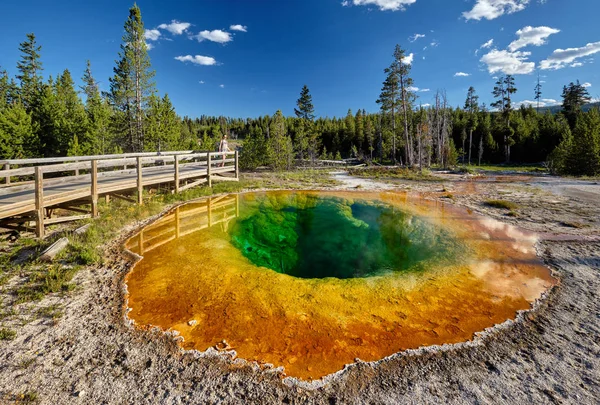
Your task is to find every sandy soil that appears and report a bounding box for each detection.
[0,171,598,404]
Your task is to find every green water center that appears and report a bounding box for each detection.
[230,194,462,279]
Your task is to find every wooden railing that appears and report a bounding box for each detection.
[0,150,239,237]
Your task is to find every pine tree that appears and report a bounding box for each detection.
[534,74,542,113]
[82,61,112,154]
[364,116,375,160]
[145,93,180,151]
[0,68,19,107]
[377,44,414,165]
[344,108,355,149]
[0,102,35,159]
[267,110,293,171]
[109,4,155,152]
[491,75,517,162]
[464,86,479,165]
[564,108,600,175]
[294,85,315,121]
[562,80,591,128]
[355,109,364,157]
[16,33,43,111]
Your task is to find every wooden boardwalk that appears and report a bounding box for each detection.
[0,150,239,237]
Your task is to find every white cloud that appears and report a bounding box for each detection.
[219,84,225,88]
[230,24,247,32]
[508,26,560,51]
[409,33,425,42]
[481,39,494,49]
[174,55,218,66]
[404,53,414,64]
[463,0,530,21]
[408,86,430,92]
[341,0,350,6]
[199,80,205,84]
[347,0,417,11]
[422,103,431,107]
[454,72,471,77]
[571,62,583,68]
[144,29,161,41]
[145,42,153,50]
[193,30,232,44]
[540,41,600,70]
[582,82,592,88]
[480,49,535,75]
[517,98,559,107]
[158,20,191,35]
[476,39,493,55]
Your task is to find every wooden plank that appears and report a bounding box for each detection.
[178,178,207,192]
[55,205,90,214]
[211,175,239,182]
[39,237,69,262]
[41,161,92,174]
[34,166,44,238]
[137,157,143,205]
[110,193,136,203]
[91,160,98,217]
[45,214,91,225]
[0,150,195,166]
[2,166,35,177]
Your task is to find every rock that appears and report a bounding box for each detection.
[187,319,197,326]
[76,390,85,398]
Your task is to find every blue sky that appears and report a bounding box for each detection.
[1,0,599,118]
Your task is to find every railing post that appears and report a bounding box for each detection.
[234,150,239,180]
[91,160,98,217]
[34,166,44,238]
[4,163,10,185]
[174,155,180,194]
[207,152,212,188]
[136,156,143,205]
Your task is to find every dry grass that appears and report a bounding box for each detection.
[485,199,519,210]
[347,167,441,182]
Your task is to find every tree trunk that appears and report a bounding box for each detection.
[468,128,473,165]
[400,76,411,167]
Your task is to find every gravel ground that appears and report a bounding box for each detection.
[0,171,598,404]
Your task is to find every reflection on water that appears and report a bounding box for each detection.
[124,191,557,380]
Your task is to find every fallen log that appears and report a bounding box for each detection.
[39,237,69,262]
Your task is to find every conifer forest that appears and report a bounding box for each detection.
[1,5,599,176]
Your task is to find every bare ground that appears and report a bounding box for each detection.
[0,171,598,404]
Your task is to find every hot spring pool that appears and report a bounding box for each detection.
[124,191,557,380]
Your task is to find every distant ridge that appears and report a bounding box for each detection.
[536,101,600,114]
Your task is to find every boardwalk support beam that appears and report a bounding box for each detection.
[136,157,143,205]
[207,152,212,188]
[91,160,98,217]
[174,155,180,194]
[34,166,44,238]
